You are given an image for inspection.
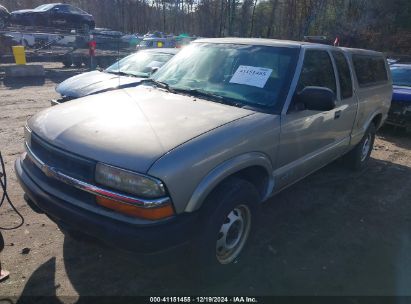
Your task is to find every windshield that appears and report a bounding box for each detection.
[152,43,299,111]
[105,51,174,77]
[391,67,411,87]
[33,4,55,12]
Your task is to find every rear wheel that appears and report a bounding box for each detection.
[190,177,260,277]
[62,55,73,68]
[345,123,376,170]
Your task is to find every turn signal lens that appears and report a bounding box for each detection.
[96,196,174,220]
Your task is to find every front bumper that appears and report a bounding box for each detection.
[15,155,199,254]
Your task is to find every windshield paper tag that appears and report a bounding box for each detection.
[229,65,273,88]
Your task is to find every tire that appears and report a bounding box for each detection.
[190,177,260,278]
[62,56,73,68]
[74,59,83,68]
[345,122,376,171]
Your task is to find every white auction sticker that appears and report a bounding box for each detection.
[229,65,273,88]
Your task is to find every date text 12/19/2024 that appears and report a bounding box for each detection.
[150,297,258,303]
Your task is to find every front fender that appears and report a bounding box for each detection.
[184,152,274,212]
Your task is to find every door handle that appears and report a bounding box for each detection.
[334,110,342,119]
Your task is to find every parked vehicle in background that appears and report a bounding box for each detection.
[7,31,76,48]
[0,5,10,29]
[52,48,178,105]
[92,28,124,37]
[137,36,176,49]
[16,39,391,274]
[385,64,411,131]
[10,3,95,33]
[175,33,197,48]
[90,28,130,50]
[143,31,167,39]
[121,34,142,48]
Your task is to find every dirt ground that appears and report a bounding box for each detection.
[1,63,411,299]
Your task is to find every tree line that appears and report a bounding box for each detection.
[1,0,410,53]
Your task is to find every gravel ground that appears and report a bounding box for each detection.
[1,63,411,299]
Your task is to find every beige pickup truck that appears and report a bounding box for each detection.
[16,38,392,274]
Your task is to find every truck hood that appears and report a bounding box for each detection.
[56,71,145,99]
[28,86,255,173]
[393,85,411,103]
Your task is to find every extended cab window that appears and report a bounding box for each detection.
[297,50,336,94]
[332,51,353,99]
[352,55,388,87]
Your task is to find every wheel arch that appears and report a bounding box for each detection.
[352,110,385,146]
[371,112,383,130]
[184,152,274,212]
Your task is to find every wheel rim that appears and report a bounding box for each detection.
[216,204,251,265]
[361,133,372,162]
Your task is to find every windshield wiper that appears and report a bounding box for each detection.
[105,71,134,77]
[172,88,245,108]
[142,79,175,92]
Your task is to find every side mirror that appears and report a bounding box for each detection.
[297,86,336,111]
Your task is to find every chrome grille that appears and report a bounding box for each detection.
[30,133,96,183]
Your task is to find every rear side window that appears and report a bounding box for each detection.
[56,5,70,13]
[68,6,85,14]
[297,50,336,94]
[332,51,353,99]
[352,55,388,87]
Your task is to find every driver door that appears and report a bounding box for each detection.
[275,48,346,190]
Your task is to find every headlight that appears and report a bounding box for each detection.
[24,125,32,146]
[95,163,166,198]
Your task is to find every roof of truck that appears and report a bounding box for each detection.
[194,38,384,56]
[194,37,308,47]
[339,47,384,57]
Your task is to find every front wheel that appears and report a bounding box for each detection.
[345,123,376,170]
[191,177,260,276]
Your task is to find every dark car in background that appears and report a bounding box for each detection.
[52,48,179,105]
[0,4,10,29]
[386,64,411,131]
[10,3,95,33]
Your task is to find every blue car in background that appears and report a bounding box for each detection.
[386,64,411,131]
